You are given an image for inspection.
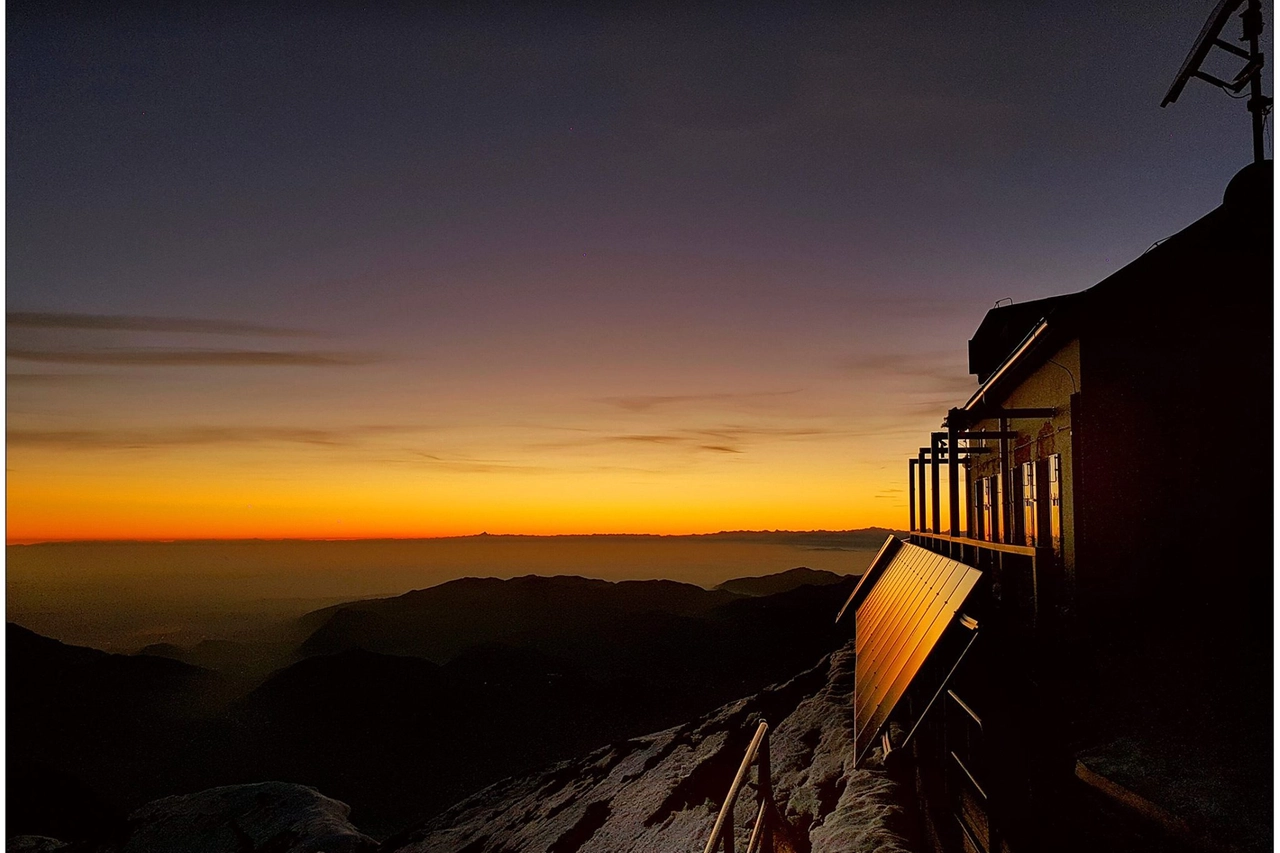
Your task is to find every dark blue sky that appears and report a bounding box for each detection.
[7,1,1272,538]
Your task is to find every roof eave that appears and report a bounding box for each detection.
[962,319,1051,414]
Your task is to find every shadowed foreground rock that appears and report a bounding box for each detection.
[6,783,379,853]
[7,839,68,853]
[383,640,911,853]
[117,783,378,853]
[11,643,909,853]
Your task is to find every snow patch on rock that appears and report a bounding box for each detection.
[385,640,911,853]
[114,782,378,853]
[7,838,69,853]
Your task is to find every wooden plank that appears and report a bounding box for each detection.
[1074,761,1235,853]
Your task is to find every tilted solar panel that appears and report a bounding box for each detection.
[853,541,983,765]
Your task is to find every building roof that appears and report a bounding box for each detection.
[967,294,1079,384]
[960,159,1272,417]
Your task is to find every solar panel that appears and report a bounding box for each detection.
[834,534,901,625]
[1162,0,1246,107]
[853,541,983,765]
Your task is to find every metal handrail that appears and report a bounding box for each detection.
[910,529,1040,557]
[701,720,775,853]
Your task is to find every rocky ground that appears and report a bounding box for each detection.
[383,638,911,853]
[10,639,912,853]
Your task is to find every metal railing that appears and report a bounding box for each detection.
[701,720,775,853]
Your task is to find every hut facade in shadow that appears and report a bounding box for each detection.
[841,160,1272,852]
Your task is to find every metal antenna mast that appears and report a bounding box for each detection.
[1162,0,1272,163]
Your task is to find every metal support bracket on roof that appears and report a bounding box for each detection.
[1162,0,1271,163]
[900,614,981,751]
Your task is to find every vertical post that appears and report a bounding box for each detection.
[947,416,960,537]
[1244,0,1267,163]
[908,459,917,532]
[759,732,773,853]
[964,458,974,539]
[930,433,942,535]
[999,416,1012,544]
[917,448,927,535]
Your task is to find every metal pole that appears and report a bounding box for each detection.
[702,722,768,853]
[930,433,942,534]
[964,458,974,538]
[948,420,960,537]
[908,459,917,532]
[746,801,768,853]
[758,732,773,853]
[1245,0,1267,163]
[917,448,927,534]
[999,416,1011,544]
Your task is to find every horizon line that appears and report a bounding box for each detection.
[6,527,905,546]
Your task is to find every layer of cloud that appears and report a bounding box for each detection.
[529,423,840,456]
[412,453,556,475]
[841,351,975,396]
[8,425,415,450]
[8,312,318,337]
[6,372,105,385]
[597,390,802,412]
[7,348,378,367]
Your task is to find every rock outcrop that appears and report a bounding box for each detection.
[7,839,68,853]
[113,783,378,853]
[7,783,381,853]
[9,641,910,853]
[383,640,911,853]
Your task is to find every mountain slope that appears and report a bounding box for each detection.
[383,640,911,853]
[716,566,848,597]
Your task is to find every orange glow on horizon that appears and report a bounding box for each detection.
[6,455,907,543]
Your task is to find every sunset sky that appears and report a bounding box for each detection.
[7,2,1266,541]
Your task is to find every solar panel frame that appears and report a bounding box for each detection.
[866,570,982,736]
[836,534,902,625]
[854,541,984,764]
[857,549,964,735]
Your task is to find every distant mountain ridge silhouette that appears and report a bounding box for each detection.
[715,565,846,596]
[9,566,859,838]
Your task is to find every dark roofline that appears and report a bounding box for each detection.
[967,294,1079,383]
[962,319,1052,413]
[959,160,1270,415]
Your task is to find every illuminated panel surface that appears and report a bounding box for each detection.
[854,541,982,764]
[835,534,902,624]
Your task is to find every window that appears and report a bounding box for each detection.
[970,477,985,540]
[1020,462,1038,547]
[985,476,1001,544]
[1047,454,1063,557]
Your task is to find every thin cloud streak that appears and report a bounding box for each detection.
[526,424,842,456]
[598,389,803,412]
[841,351,976,396]
[7,348,379,367]
[412,453,556,475]
[8,312,320,337]
[6,373,105,385]
[9,425,418,450]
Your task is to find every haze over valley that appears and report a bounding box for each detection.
[7,530,891,652]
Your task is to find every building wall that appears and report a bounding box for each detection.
[968,339,1079,580]
[1072,204,1270,634]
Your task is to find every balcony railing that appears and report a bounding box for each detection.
[909,531,1058,635]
